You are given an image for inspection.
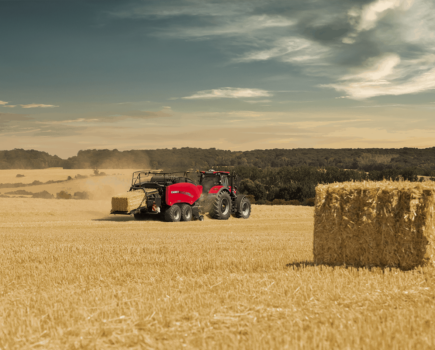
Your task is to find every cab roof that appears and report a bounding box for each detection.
[200,171,230,175]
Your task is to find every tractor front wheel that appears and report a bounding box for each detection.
[209,191,232,220]
[181,204,193,221]
[234,195,251,219]
[164,204,181,222]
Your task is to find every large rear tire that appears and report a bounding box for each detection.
[181,204,193,221]
[165,204,181,222]
[234,195,251,219]
[209,191,232,220]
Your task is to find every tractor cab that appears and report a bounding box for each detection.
[199,170,231,194]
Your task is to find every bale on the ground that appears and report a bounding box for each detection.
[111,190,146,212]
[314,181,435,270]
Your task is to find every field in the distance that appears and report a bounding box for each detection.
[1,169,435,349]
[0,169,138,200]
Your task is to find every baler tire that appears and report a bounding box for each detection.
[209,191,232,220]
[164,204,182,222]
[181,204,193,222]
[234,195,251,219]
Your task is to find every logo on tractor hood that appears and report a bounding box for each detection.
[171,191,193,197]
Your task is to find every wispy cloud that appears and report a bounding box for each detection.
[323,54,435,99]
[0,101,16,108]
[110,1,248,19]
[0,112,31,131]
[21,103,59,108]
[112,0,435,100]
[111,2,293,39]
[183,88,271,99]
[281,119,372,129]
[39,108,172,125]
[39,118,100,125]
[159,15,294,39]
[343,0,414,44]
[235,37,327,65]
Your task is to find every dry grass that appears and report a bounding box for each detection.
[0,196,435,350]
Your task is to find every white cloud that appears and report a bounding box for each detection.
[327,68,435,99]
[183,88,272,99]
[236,37,313,62]
[358,0,412,31]
[401,1,435,46]
[341,54,401,81]
[21,104,59,108]
[111,2,293,39]
[324,54,435,99]
[156,15,294,39]
[111,2,248,19]
[344,0,415,43]
[42,118,100,124]
[0,101,16,108]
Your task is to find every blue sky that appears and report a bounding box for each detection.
[1,0,435,157]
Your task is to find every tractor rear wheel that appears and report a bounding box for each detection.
[234,195,251,219]
[181,204,193,221]
[164,204,181,222]
[209,191,232,220]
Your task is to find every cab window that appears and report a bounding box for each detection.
[221,176,229,187]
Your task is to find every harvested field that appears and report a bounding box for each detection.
[0,169,137,199]
[1,170,435,349]
[0,168,137,185]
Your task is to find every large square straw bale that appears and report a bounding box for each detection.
[314,181,435,270]
[111,190,146,212]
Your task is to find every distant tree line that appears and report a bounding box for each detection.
[2,147,435,172]
[230,166,424,205]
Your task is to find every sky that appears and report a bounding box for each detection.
[1,0,435,158]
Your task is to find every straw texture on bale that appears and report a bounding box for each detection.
[111,190,146,212]
[314,181,435,270]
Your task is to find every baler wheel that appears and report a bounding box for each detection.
[234,195,251,219]
[164,204,182,222]
[209,191,232,220]
[181,204,193,221]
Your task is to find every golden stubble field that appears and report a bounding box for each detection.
[1,169,435,349]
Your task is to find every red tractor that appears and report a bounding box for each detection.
[111,170,251,222]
